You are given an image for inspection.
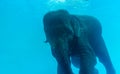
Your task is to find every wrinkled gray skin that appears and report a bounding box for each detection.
[43,10,115,74]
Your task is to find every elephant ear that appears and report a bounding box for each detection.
[70,15,82,37]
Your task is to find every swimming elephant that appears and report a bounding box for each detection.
[43,9,115,74]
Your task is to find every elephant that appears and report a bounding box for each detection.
[43,9,115,74]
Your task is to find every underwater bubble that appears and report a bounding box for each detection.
[47,0,91,11]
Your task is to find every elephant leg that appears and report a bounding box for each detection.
[69,36,98,74]
[78,48,98,74]
[71,55,98,74]
[89,35,116,74]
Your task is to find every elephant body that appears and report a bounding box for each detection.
[43,10,115,74]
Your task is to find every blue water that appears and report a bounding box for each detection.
[0,0,119,74]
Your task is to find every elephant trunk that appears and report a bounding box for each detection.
[50,38,73,74]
